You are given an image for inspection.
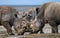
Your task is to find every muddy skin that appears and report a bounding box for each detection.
[14,19,27,35]
[13,11,32,35]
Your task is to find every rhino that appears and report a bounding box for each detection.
[0,6,17,35]
[19,8,44,34]
[13,7,45,35]
[24,2,60,33]
[14,12,31,35]
[37,2,60,33]
[14,8,43,35]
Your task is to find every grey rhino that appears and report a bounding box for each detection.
[37,2,60,33]
[0,6,17,35]
[23,8,44,34]
[13,12,32,35]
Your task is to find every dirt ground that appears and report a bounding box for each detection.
[0,24,60,38]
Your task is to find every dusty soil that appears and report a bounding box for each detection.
[0,24,60,38]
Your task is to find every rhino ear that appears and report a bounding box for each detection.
[14,11,18,18]
[15,14,17,18]
[36,7,40,14]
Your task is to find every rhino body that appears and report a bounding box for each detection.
[37,2,60,33]
[0,6,17,35]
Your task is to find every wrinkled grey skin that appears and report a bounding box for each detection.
[0,6,17,35]
[37,2,60,33]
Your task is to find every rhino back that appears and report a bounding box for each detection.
[0,6,17,21]
[44,2,60,22]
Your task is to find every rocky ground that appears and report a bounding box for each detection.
[0,24,60,38]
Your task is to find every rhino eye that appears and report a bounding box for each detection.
[28,15,31,16]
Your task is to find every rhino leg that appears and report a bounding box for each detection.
[40,29,44,33]
[39,22,45,33]
[2,21,14,35]
[52,26,58,33]
[48,21,58,33]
